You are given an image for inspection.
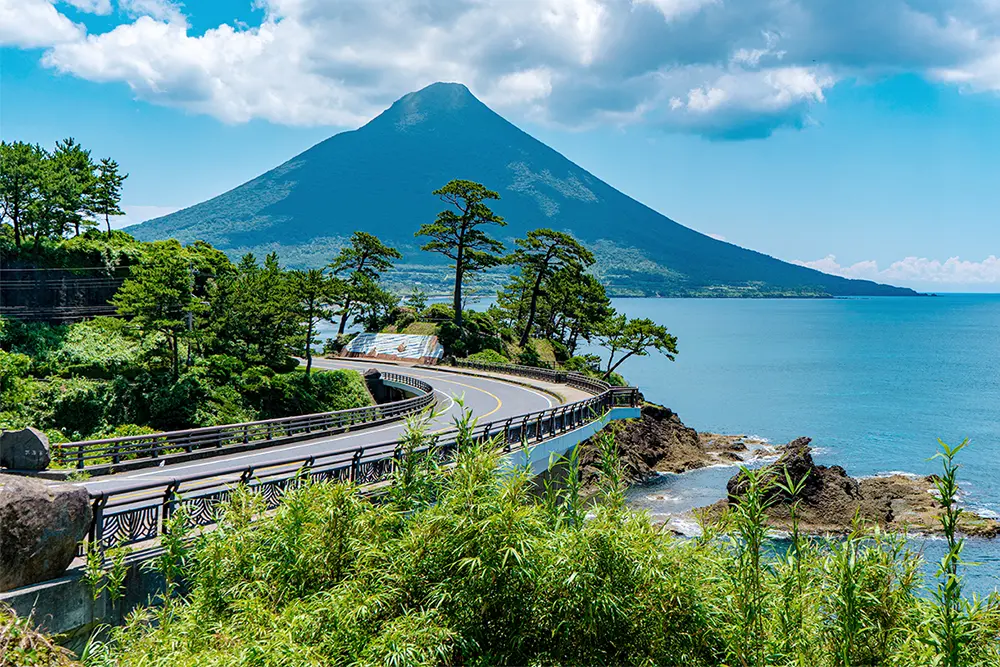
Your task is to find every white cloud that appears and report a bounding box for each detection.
[794,254,1000,288]
[707,232,727,242]
[60,0,111,14]
[16,0,1000,137]
[0,0,83,48]
[634,0,719,22]
[118,0,184,23]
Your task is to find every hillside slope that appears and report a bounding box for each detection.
[130,82,917,297]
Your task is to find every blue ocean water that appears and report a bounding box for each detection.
[596,295,1000,594]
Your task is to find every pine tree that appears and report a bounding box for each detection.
[94,157,128,233]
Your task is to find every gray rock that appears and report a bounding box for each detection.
[0,427,51,471]
[0,475,92,592]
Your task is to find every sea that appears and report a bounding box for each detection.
[594,295,1000,595]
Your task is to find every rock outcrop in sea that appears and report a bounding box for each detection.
[716,438,1000,538]
[578,403,775,492]
[584,406,998,538]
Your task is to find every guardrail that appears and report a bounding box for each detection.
[449,359,614,395]
[54,371,434,471]
[81,380,640,554]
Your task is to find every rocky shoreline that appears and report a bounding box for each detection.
[584,404,1000,538]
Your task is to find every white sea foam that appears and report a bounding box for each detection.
[666,516,703,537]
[862,470,922,480]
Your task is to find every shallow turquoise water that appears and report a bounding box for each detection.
[594,295,1000,594]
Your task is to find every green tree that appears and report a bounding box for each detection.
[207,252,300,366]
[405,287,427,313]
[113,240,198,379]
[416,179,506,327]
[93,157,127,234]
[0,141,44,248]
[509,229,594,347]
[595,314,678,380]
[25,155,73,248]
[291,268,339,375]
[51,137,97,237]
[328,232,401,335]
[544,268,612,354]
[351,273,400,333]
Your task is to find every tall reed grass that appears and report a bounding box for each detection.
[79,416,1000,667]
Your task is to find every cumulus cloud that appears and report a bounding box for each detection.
[11,0,1000,137]
[0,0,83,48]
[61,0,111,14]
[794,254,1000,287]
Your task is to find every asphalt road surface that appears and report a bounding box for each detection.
[80,358,581,496]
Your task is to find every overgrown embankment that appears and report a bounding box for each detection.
[0,316,371,447]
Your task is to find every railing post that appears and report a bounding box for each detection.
[351,450,362,483]
[77,443,84,469]
[90,495,108,554]
[161,480,179,532]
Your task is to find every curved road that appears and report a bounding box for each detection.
[80,358,582,496]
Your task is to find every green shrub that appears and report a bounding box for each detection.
[197,354,246,383]
[92,423,160,439]
[33,377,110,439]
[42,317,146,378]
[421,303,454,322]
[517,341,543,367]
[467,349,509,364]
[0,318,67,359]
[0,349,31,402]
[563,354,602,374]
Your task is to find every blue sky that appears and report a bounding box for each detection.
[3,0,1000,291]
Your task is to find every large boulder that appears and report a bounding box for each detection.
[0,475,92,592]
[0,427,52,471]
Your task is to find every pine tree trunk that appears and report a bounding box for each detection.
[305,316,314,375]
[338,298,351,335]
[519,269,546,347]
[453,246,465,327]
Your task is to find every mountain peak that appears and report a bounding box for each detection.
[131,81,918,298]
[404,81,475,106]
[368,82,489,132]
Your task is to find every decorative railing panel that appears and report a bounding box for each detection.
[449,359,615,396]
[81,383,639,554]
[55,371,434,470]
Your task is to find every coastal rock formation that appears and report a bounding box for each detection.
[0,475,92,592]
[719,439,999,537]
[0,427,51,471]
[579,404,772,490]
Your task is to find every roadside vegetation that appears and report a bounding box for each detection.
[69,414,1000,667]
[2,161,677,446]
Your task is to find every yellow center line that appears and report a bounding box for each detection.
[97,376,504,501]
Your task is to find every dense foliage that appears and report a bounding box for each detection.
[0,316,371,445]
[80,417,1000,667]
[1,604,78,667]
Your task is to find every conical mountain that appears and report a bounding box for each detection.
[130,82,915,297]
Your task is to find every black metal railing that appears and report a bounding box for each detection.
[54,372,434,471]
[80,381,640,554]
[449,359,615,395]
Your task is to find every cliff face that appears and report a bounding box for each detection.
[578,404,768,491]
